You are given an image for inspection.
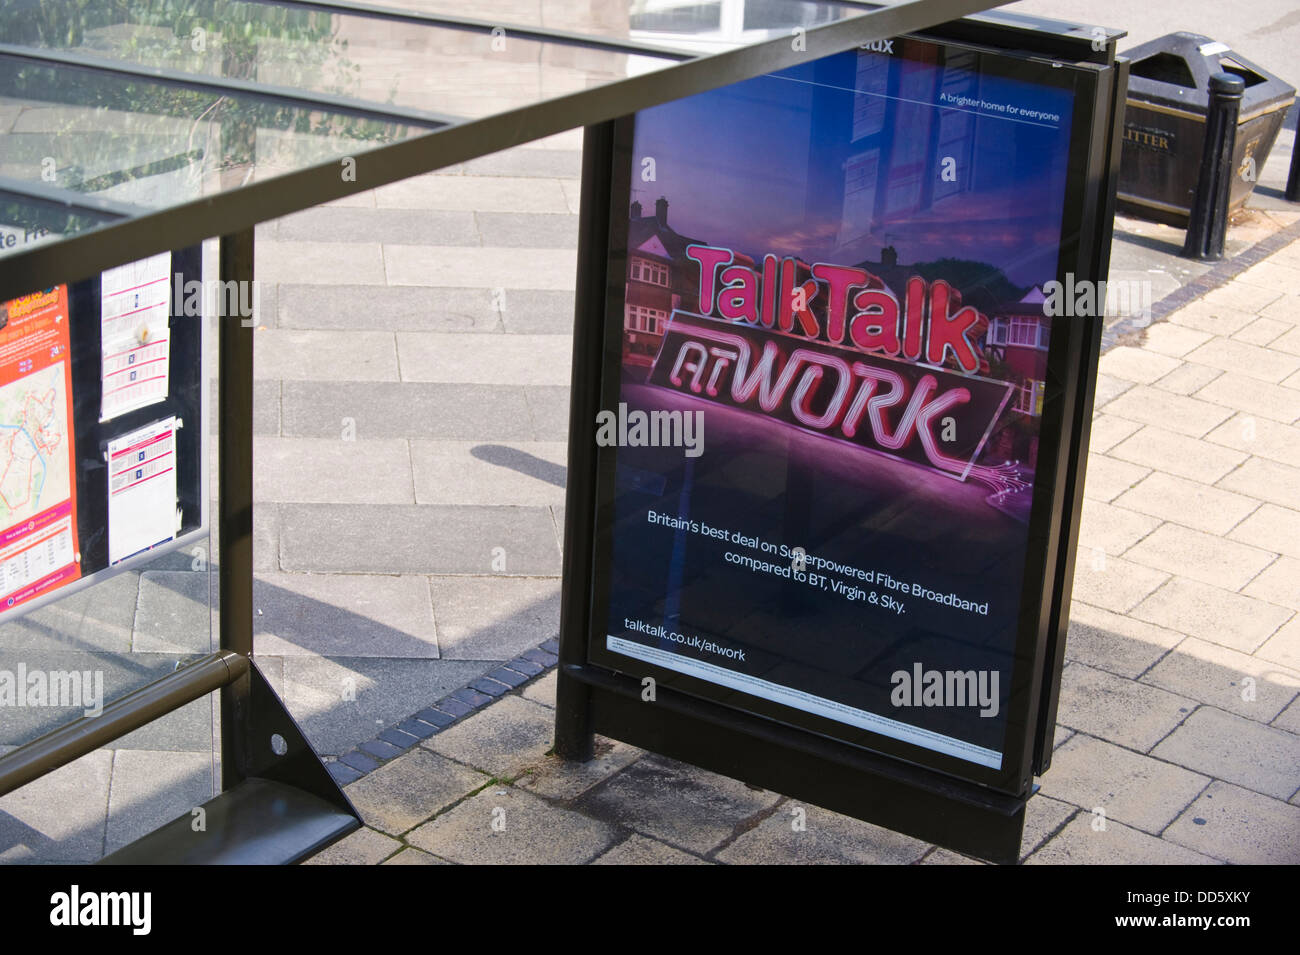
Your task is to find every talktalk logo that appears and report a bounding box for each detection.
[646,245,1013,482]
[686,245,986,373]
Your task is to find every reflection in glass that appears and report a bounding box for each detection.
[0,55,422,210]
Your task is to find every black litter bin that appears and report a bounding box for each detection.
[1117,32,1294,227]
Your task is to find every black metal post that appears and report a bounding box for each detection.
[1182,73,1244,260]
[554,123,616,762]
[218,229,256,789]
[1287,122,1300,202]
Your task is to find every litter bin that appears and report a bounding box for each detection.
[1117,32,1294,227]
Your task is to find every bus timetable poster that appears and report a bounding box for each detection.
[592,38,1079,775]
[0,286,81,611]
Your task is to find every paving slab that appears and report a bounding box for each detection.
[521,668,557,708]
[716,802,929,865]
[343,748,488,836]
[1142,636,1300,722]
[372,175,571,213]
[1025,815,1218,865]
[921,847,985,865]
[1112,472,1258,535]
[1194,372,1300,423]
[254,329,399,381]
[593,834,711,865]
[281,381,536,441]
[278,284,502,333]
[1218,457,1300,511]
[1131,577,1292,654]
[1142,322,1213,358]
[275,207,479,247]
[1109,425,1248,484]
[252,572,439,659]
[256,240,386,286]
[496,289,579,335]
[1201,280,1284,315]
[1184,337,1300,383]
[428,576,560,660]
[395,332,573,386]
[104,749,213,854]
[384,246,576,290]
[1092,373,1134,410]
[1256,615,1300,672]
[132,571,214,654]
[1076,498,1161,556]
[1163,780,1300,865]
[279,503,561,576]
[1272,695,1300,734]
[422,695,555,780]
[1086,414,1143,453]
[1019,795,1077,860]
[0,750,111,863]
[1152,362,1223,396]
[475,211,578,249]
[571,753,782,855]
[0,569,141,654]
[517,738,644,803]
[1055,662,1196,752]
[1063,601,1184,680]
[381,847,448,864]
[253,437,414,505]
[1241,556,1300,611]
[1227,504,1300,559]
[1081,454,1151,502]
[113,695,216,753]
[405,786,617,865]
[523,385,571,441]
[1170,302,1258,340]
[1123,523,1275,591]
[1151,706,1300,800]
[410,441,567,507]
[301,826,401,866]
[1038,734,1209,835]
[1098,346,1182,384]
[282,656,491,756]
[1070,555,1168,614]
[1102,386,1234,438]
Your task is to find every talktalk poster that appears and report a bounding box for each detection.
[598,40,1076,771]
[0,286,81,612]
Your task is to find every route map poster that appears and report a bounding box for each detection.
[593,38,1078,774]
[0,286,80,611]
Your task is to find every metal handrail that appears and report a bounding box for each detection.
[0,650,249,798]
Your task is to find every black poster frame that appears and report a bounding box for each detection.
[556,19,1125,864]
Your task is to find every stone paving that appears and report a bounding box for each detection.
[303,229,1300,866]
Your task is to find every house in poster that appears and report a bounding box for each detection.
[622,196,705,367]
[985,286,1049,417]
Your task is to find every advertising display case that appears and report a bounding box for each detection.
[556,12,1129,864]
[0,247,208,621]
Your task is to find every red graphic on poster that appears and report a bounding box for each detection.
[0,286,81,612]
